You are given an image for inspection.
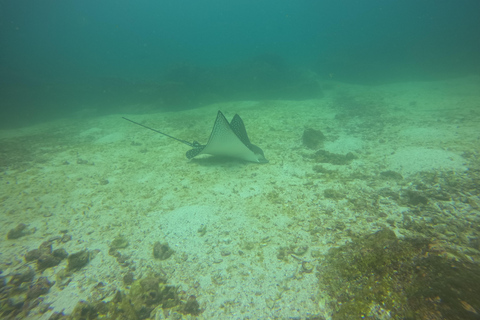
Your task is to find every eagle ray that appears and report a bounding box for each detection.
[123,111,268,163]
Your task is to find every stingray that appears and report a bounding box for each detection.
[122,111,268,163]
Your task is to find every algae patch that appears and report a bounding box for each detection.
[49,275,202,319]
[319,228,480,319]
[302,128,325,149]
[110,235,129,250]
[153,242,175,260]
[306,150,357,165]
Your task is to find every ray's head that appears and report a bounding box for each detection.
[250,144,269,163]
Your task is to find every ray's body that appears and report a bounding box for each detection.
[123,111,268,163]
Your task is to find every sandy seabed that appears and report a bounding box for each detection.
[1,76,479,319]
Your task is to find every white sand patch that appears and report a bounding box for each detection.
[399,127,455,142]
[325,136,363,154]
[152,206,224,251]
[78,127,103,138]
[134,206,321,319]
[387,147,466,176]
[94,132,125,144]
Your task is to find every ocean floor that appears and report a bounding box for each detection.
[1,76,480,319]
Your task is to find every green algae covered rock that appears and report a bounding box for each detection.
[110,235,129,250]
[67,250,90,271]
[302,128,325,149]
[59,275,202,319]
[319,228,480,319]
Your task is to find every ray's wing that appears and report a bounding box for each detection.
[190,111,257,162]
[229,114,253,146]
[230,113,268,163]
[186,141,206,159]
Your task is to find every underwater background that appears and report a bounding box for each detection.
[1,0,480,126]
[1,0,480,319]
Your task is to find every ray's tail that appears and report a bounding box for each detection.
[122,117,195,147]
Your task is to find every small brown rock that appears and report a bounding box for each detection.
[302,128,325,149]
[25,249,41,262]
[153,242,174,260]
[7,223,27,239]
[61,234,72,243]
[26,277,53,300]
[67,250,90,271]
[108,247,121,257]
[53,248,68,259]
[39,242,53,255]
[183,295,201,315]
[9,266,35,286]
[123,272,135,285]
[37,254,62,270]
